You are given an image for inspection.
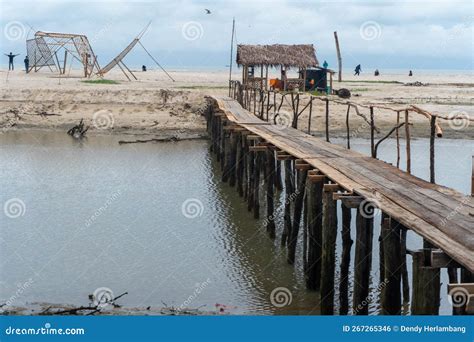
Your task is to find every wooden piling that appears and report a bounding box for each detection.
[411,250,440,315]
[345,104,351,149]
[405,110,411,174]
[379,213,386,284]
[222,131,231,181]
[381,216,402,315]
[325,99,330,142]
[281,159,293,247]
[275,160,283,191]
[236,133,244,197]
[430,115,436,184]
[228,132,237,187]
[305,176,324,290]
[253,151,261,219]
[320,184,338,315]
[353,205,374,315]
[339,202,353,315]
[265,149,276,238]
[247,144,255,212]
[287,169,308,264]
[370,106,375,158]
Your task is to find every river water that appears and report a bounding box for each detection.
[0,131,472,315]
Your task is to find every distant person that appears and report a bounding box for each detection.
[5,52,19,71]
[142,65,147,72]
[24,55,29,73]
[409,70,413,76]
[323,60,328,69]
[374,69,380,76]
[354,64,361,76]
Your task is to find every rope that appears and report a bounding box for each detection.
[138,41,175,82]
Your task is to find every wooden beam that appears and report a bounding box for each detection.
[431,250,462,268]
[295,163,312,171]
[249,146,267,152]
[308,174,326,182]
[246,134,261,141]
[323,184,340,192]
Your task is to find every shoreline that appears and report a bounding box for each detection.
[1,69,472,140]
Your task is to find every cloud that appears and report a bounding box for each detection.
[1,0,472,69]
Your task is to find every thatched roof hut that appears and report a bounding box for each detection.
[236,44,319,68]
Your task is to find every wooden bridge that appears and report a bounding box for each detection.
[206,96,474,315]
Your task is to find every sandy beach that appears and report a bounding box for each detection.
[1,68,473,139]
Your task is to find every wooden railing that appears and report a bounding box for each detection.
[229,79,473,185]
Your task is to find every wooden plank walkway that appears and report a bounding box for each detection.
[213,96,474,272]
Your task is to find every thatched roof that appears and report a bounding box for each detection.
[236,44,318,68]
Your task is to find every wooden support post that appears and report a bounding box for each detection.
[222,130,231,182]
[472,156,474,196]
[396,111,401,168]
[275,160,283,191]
[411,250,440,315]
[381,216,402,315]
[287,169,308,264]
[334,31,342,82]
[339,202,353,315]
[370,106,375,158]
[305,176,324,290]
[219,120,225,168]
[353,205,374,315]
[265,149,276,239]
[228,132,237,187]
[253,151,261,219]
[320,184,338,315]
[236,133,244,197]
[308,98,313,135]
[393,219,410,304]
[378,213,386,284]
[325,99,330,142]
[247,145,255,212]
[345,104,351,149]
[281,160,293,247]
[405,110,411,174]
[430,115,436,184]
[243,137,249,199]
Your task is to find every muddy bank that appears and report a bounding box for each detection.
[1,302,220,316]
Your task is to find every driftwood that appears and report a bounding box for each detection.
[67,119,89,138]
[40,291,128,315]
[118,135,206,145]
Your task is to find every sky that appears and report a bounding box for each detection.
[1,0,473,71]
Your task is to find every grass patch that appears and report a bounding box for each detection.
[308,90,328,96]
[82,79,120,85]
